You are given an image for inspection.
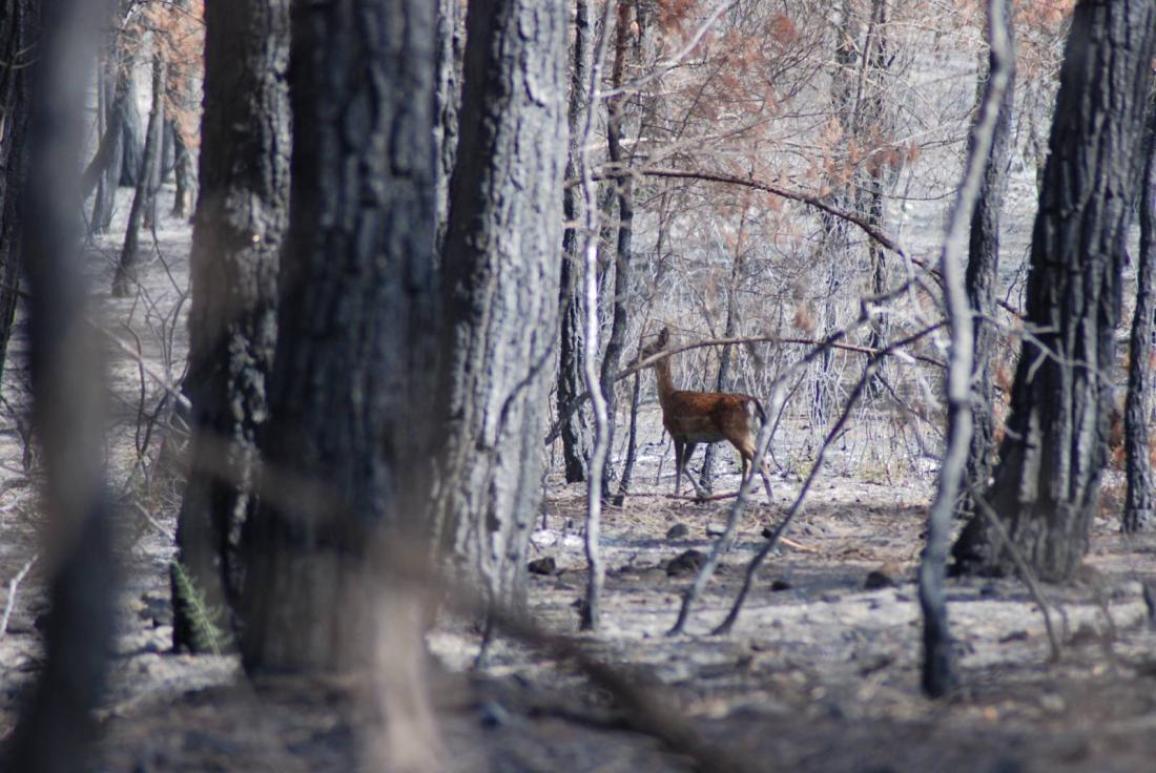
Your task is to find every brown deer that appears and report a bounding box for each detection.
[640,327,773,501]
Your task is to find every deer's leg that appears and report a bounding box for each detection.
[673,439,686,496]
[683,442,710,500]
[736,441,773,503]
[758,459,773,502]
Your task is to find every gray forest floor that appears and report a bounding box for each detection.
[3,187,1156,772]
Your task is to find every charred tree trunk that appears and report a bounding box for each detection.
[958,12,1016,520]
[2,0,115,769]
[119,66,143,188]
[952,0,1156,580]
[557,0,592,484]
[434,0,567,611]
[240,12,441,767]
[142,61,166,231]
[172,0,289,654]
[598,0,635,501]
[0,0,35,383]
[860,0,892,396]
[434,0,464,251]
[90,51,127,234]
[170,121,192,218]
[1124,94,1156,532]
[112,54,164,297]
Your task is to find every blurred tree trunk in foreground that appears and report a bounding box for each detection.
[3,0,116,769]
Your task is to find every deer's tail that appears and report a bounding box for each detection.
[750,397,767,427]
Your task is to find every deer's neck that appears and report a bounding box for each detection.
[654,356,677,407]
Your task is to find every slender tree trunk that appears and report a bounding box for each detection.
[920,0,1012,698]
[172,0,289,654]
[112,54,164,297]
[958,11,1016,520]
[170,121,192,218]
[598,0,635,500]
[434,0,567,612]
[952,0,1156,580]
[119,65,143,188]
[91,51,126,234]
[860,0,892,396]
[434,0,464,251]
[3,0,115,769]
[0,0,35,383]
[1124,93,1156,532]
[142,60,165,231]
[558,0,592,483]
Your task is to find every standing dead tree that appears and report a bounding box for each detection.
[952,0,1156,580]
[1124,90,1156,533]
[172,0,289,653]
[433,0,568,630]
[919,0,1013,699]
[113,51,165,297]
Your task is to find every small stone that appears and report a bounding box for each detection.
[527,557,556,575]
[666,523,689,540]
[770,579,792,592]
[666,549,706,577]
[1040,693,1066,714]
[864,566,898,590]
[479,700,510,728]
[706,523,726,537]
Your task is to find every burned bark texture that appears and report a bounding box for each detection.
[1124,93,1156,533]
[958,17,1015,520]
[599,0,635,502]
[557,0,592,484]
[435,0,567,610]
[434,0,464,251]
[119,65,143,188]
[88,58,126,234]
[953,0,1156,580]
[112,53,165,298]
[240,0,439,679]
[0,0,35,384]
[172,0,289,654]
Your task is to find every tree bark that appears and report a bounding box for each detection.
[434,0,464,251]
[90,50,127,234]
[434,0,567,611]
[240,0,438,682]
[952,0,1156,580]
[172,0,289,654]
[0,0,35,384]
[112,53,165,297]
[170,120,192,218]
[142,61,166,231]
[118,65,143,188]
[599,0,635,501]
[1124,92,1156,532]
[958,9,1016,520]
[557,0,592,484]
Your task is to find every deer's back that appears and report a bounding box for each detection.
[662,390,760,443]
